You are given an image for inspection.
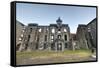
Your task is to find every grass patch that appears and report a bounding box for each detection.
[16,49,93,65]
[16,49,92,59]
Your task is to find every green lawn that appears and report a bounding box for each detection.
[17,49,92,59]
[16,49,94,65]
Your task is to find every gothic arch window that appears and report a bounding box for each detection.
[64,28,67,32]
[18,37,22,41]
[58,29,61,33]
[28,35,30,41]
[58,29,61,31]
[57,43,62,51]
[44,35,47,41]
[30,28,32,32]
[46,28,48,31]
[58,35,61,39]
[51,35,54,41]
[21,34,23,37]
[64,35,67,41]
[44,43,46,49]
[51,28,55,33]
[39,28,42,32]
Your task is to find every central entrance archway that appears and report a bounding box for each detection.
[54,39,64,51]
[57,43,62,51]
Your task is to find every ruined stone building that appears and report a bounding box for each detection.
[16,17,97,52]
[76,18,97,50]
[16,17,70,51]
[70,33,78,50]
[76,25,88,49]
[16,20,25,51]
[87,18,97,49]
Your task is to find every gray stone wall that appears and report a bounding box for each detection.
[87,18,97,49]
[16,20,25,51]
[17,18,71,51]
[16,18,97,51]
[76,18,97,50]
[76,25,89,49]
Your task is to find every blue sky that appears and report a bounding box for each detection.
[16,3,96,33]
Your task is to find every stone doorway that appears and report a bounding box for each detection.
[57,43,62,51]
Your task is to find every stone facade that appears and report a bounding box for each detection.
[76,18,97,50]
[16,20,25,51]
[76,25,88,49]
[17,17,70,51]
[70,33,78,50]
[86,18,97,51]
[16,17,97,52]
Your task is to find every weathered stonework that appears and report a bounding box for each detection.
[87,18,97,49]
[16,18,97,52]
[17,17,70,51]
[76,25,88,49]
[16,20,25,51]
[76,18,97,50]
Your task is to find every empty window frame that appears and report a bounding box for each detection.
[58,35,61,39]
[64,35,67,41]
[44,35,47,41]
